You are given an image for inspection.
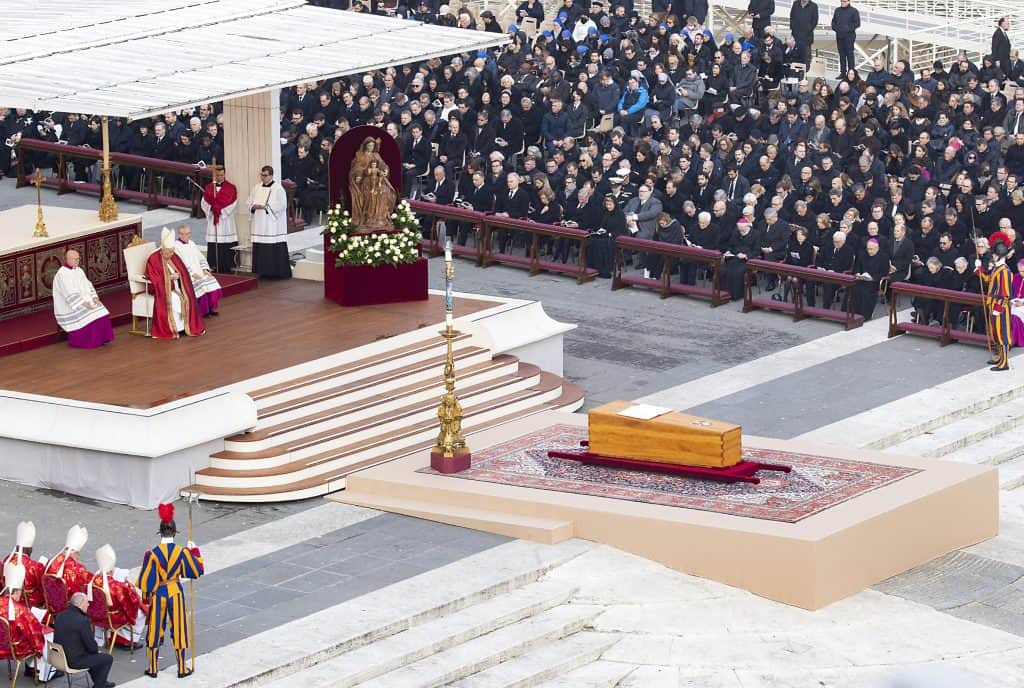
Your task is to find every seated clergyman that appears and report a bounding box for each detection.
[52,249,114,349]
[173,224,223,317]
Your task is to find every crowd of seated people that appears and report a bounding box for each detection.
[5,0,1024,331]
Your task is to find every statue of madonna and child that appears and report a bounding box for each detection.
[348,136,398,232]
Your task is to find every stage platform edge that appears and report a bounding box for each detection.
[331,413,997,610]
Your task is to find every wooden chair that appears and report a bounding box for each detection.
[122,237,157,336]
[86,590,133,656]
[521,17,538,41]
[46,644,92,688]
[0,616,40,688]
[41,573,69,623]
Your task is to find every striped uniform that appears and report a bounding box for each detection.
[982,261,1014,370]
[137,542,204,675]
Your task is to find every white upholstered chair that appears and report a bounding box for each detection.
[122,238,156,336]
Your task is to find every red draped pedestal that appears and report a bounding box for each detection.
[323,233,428,307]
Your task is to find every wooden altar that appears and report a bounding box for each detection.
[0,205,142,321]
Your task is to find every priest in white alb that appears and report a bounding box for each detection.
[248,164,292,279]
[174,224,222,317]
[52,249,115,349]
[200,164,238,273]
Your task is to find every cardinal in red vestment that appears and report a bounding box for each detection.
[44,525,92,600]
[0,560,45,661]
[1,522,45,609]
[89,545,147,648]
[145,227,205,339]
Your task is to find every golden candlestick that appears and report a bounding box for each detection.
[431,240,471,473]
[98,115,119,221]
[32,169,48,238]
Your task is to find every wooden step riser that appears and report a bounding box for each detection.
[255,359,521,429]
[254,348,490,411]
[197,387,565,489]
[235,372,540,453]
[189,396,584,502]
[225,373,542,455]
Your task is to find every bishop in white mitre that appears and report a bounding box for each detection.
[52,248,114,348]
[174,224,223,317]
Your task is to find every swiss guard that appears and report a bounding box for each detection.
[138,503,204,679]
[979,232,1014,371]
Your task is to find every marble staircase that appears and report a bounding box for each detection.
[184,323,583,502]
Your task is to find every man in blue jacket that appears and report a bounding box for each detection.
[617,73,649,135]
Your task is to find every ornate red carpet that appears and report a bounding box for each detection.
[420,424,919,523]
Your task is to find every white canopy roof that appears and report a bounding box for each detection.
[0,0,507,119]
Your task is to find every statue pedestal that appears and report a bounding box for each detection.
[323,233,428,307]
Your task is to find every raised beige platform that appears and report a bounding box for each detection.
[332,413,998,610]
[0,204,143,253]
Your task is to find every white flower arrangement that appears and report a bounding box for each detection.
[322,201,421,267]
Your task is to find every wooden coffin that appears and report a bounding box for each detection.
[587,400,742,468]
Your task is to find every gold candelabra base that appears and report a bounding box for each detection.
[431,327,471,473]
[32,212,48,238]
[98,165,118,222]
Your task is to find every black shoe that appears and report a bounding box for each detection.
[104,682,116,687]
[24,667,36,677]
[178,669,194,679]
[144,671,158,678]
[991,365,1009,371]
[987,358,1000,365]
[208,310,219,317]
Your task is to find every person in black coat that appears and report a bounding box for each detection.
[831,0,861,77]
[789,0,820,66]
[810,230,856,307]
[722,218,762,299]
[649,213,684,279]
[493,172,530,253]
[746,0,775,37]
[853,238,888,320]
[53,593,114,688]
[783,226,815,301]
[401,123,432,192]
[457,171,493,245]
[586,196,623,279]
[992,17,1012,80]
[759,209,790,290]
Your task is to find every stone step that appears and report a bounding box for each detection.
[940,432,1024,467]
[226,363,542,453]
[451,632,620,688]
[533,661,636,688]
[862,372,1024,451]
[352,605,604,688]
[127,539,594,688]
[884,397,1024,459]
[255,355,521,429]
[999,454,1024,490]
[263,581,579,688]
[184,383,584,502]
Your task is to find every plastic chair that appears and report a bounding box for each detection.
[86,591,133,656]
[0,616,40,688]
[46,644,92,688]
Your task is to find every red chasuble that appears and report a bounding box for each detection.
[203,180,238,227]
[0,595,44,659]
[145,251,205,339]
[89,573,145,628]
[43,553,92,596]
[1,554,44,609]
